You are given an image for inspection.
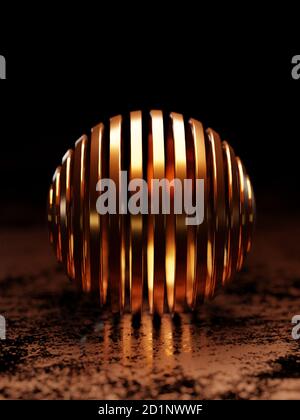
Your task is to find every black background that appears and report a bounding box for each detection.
[0,5,299,221]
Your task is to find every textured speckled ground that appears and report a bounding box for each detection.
[1,211,300,399]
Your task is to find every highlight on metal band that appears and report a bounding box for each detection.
[47,111,255,316]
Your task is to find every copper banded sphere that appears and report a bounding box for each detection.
[47,111,255,315]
